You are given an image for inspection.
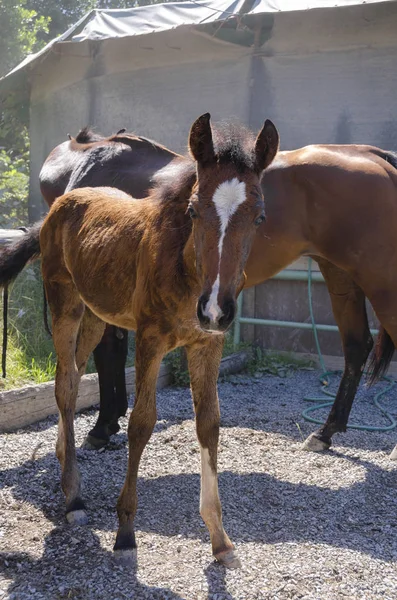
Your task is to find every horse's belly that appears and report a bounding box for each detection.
[71,271,137,331]
[82,294,137,331]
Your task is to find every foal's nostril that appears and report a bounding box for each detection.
[197,296,210,327]
[218,298,236,331]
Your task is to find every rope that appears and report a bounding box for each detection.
[302,257,397,432]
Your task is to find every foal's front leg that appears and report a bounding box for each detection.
[187,335,240,568]
[114,329,165,564]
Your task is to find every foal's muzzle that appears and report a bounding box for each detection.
[197,294,236,333]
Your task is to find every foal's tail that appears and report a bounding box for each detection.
[0,221,42,289]
[367,327,395,386]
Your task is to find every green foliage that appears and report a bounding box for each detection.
[166,348,190,387]
[0,264,57,389]
[0,145,29,228]
[0,0,50,77]
[245,347,316,379]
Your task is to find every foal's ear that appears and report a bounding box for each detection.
[189,113,216,166]
[254,120,279,175]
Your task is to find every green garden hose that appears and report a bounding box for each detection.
[302,257,397,432]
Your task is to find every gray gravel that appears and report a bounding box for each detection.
[1,369,397,600]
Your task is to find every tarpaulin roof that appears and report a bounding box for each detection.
[2,0,396,82]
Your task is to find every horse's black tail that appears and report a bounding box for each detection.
[367,327,395,386]
[0,221,42,289]
[382,150,397,170]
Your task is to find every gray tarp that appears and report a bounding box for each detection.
[2,0,396,82]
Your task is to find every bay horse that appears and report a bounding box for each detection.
[0,113,279,567]
[250,144,397,456]
[41,129,397,457]
[39,126,181,447]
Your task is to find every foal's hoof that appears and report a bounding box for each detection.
[82,434,109,450]
[66,509,88,526]
[114,548,137,568]
[215,548,241,569]
[389,445,397,460]
[302,432,331,452]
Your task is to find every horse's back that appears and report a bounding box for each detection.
[40,131,179,206]
[275,144,397,179]
[45,186,135,231]
[41,187,144,325]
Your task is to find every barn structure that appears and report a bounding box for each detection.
[1,0,397,359]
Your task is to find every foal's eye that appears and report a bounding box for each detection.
[255,213,266,226]
[188,205,198,219]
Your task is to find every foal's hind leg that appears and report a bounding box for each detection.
[186,335,239,568]
[45,278,86,522]
[46,276,105,523]
[303,260,373,452]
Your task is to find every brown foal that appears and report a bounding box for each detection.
[0,114,279,567]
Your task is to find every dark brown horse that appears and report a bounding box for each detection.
[41,130,397,457]
[39,126,181,447]
[0,114,279,566]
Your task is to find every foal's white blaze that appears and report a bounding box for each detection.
[203,178,247,323]
[200,447,221,524]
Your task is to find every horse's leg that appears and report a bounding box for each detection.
[114,329,165,564]
[303,259,373,452]
[88,326,128,447]
[186,335,239,568]
[88,326,121,448]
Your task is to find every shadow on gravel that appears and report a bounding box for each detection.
[0,527,185,600]
[205,562,234,600]
[1,450,397,567]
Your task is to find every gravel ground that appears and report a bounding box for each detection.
[1,369,397,600]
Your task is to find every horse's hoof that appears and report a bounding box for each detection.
[389,445,397,460]
[215,548,241,569]
[114,548,137,568]
[302,432,331,452]
[82,434,109,450]
[66,509,88,526]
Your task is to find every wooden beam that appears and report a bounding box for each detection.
[0,229,26,246]
[0,352,250,432]
[0,363,172,432]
